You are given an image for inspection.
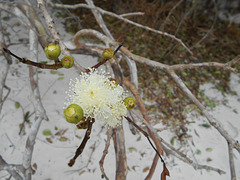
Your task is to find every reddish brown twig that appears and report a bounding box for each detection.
[99,128,112,180]
[125,116,169,180]
[145,153,159,180]
[123,78,164,155]
[3,48,63,69]
[125,116,165,163]
[86,45,123,73]
[68,118,95,167]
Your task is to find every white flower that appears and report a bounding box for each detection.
[65,68,127,127]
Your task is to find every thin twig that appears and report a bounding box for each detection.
[3,48,63,69]
[37,0,85,72]
[125,116,165,164]
[49,1,192,54]
[68,118,95,167]
[145,153,159,180]
[170,61,238,72]
[166,69,240,153]
[86,44,123,73]
[99,128,112,180]
[160,0,184,31]
[228,142,236,180]
[0,11,12,113]
[123,78,164,155]
[22,28,48,180]
[85,0,113,39]
[190,0,217,50]
[0,155,23,180]
[131,109,226,174]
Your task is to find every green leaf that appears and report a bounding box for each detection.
[43,129,52,136]
[196,149,201,155]
[58,77,64,80]
[214,71,221,75]
[137,136,141,141]
[178,45,185,51]
[15,102,20,109]
[128,147,137,152]
[206,101,216,108]
[50,70,58,74]
[79,170,85,175]
[206,148,213,152]
[200,124,211,128]
[170,137,175,145]
[182,71,188,76]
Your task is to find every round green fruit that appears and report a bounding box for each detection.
[64,104,83,124]
[102,48,114,59]
[61,56,74,68]
[123,96,136,110]
[45,43,61,60]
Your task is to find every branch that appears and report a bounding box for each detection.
[85,0,113,39]
[3,48,63,69]
[170,61,238,72]
[228,142,236,180]
[145,153,159,180]
[0,11,12,114]
[68,118,95,167]
[22,29,48,180]
[37,0,85,72]
[123,78,164,155]
[0,155,23,180]
[166,69,240,153]
[112,124,128,180]
[48,1,192,55]
[190,0,217,50]
[130,109,226,175]
[99,128,112,180]
[125,116,166,166]
[160,0,184,31]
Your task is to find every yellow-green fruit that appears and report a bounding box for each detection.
[123,97,136,110]
[61,56,74,68]
[64,104,83,124]
[44,43,61,60]
[102,48,114,59]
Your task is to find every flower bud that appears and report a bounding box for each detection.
[61,56,74,68]
[123,96,136,110]
[45,43,61,60]
[64,104,83,124]
[102,48,114,59]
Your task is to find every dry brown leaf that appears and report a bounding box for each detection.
[46,138,53,143]
[59,137,68,142]
[143,166,150,173]
[33,163,37,170]
[55,128,68,136]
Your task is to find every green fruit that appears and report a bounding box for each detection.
[102,48,114,59]
[61,56,74,68]
[45,43,61,60]
[123,97,136,110]
[64,104,83,124]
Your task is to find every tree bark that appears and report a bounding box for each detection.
[112,124,127,180]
